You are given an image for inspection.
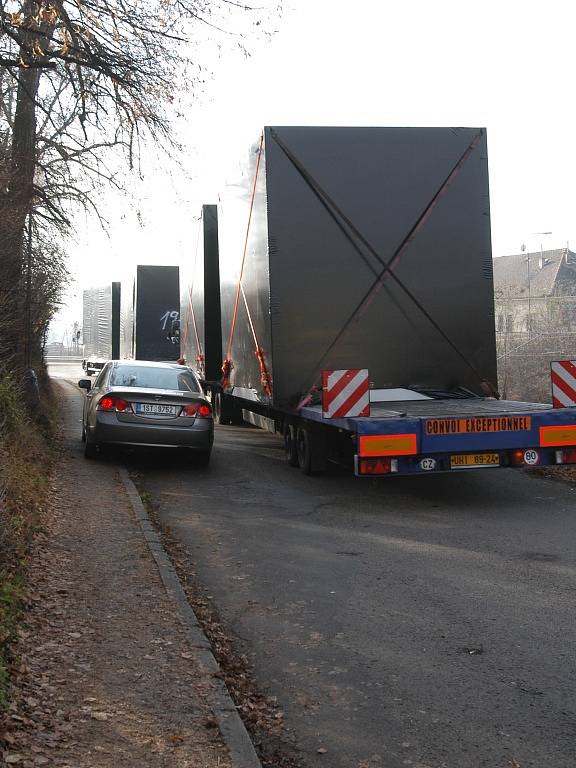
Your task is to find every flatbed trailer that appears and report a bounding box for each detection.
[208,386,576,476]
[296,394,576,476]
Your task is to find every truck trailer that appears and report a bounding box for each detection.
[181,127,576,477]
[82,282,121,375]
[120,265,181,362]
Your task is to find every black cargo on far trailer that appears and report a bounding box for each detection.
[120,265,181,362]
[181,127,576,477]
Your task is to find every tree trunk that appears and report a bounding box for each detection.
[0,1,49,366]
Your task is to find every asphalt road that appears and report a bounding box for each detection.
[55,365,576,768]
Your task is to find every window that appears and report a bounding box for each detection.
[93,364,110,389]
[110,365,202,392]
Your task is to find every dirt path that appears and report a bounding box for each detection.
[1,381,232,767]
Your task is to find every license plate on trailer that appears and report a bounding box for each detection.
[135,403,177,416]
[450,453,500,469]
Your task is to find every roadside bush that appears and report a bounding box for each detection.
[0,365,58,709]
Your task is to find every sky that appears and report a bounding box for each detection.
[50,0,576,341]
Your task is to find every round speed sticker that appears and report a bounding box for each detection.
[524,449,539,465]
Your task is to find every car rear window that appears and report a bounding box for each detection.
[110,366,202,392]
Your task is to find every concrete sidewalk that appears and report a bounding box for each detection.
[2,380,236,767]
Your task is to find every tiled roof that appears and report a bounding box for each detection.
[493,248,574,298]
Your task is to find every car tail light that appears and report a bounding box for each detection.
[182,402,212,418]
[555,448,576,464]
[98,396,132,413]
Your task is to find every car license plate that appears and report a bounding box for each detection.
[135,403,177,416]
[450,453,500,469]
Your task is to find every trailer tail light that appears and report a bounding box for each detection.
[539,424,576,447]
[98,397,132,413]
[359,433,417,457]
[357,458,399,475]
[182,403,212,418]
[510,449,540,467]
[555,448,576,465]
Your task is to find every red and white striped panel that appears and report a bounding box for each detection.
[551,360,576,408]
[322,369,370,419]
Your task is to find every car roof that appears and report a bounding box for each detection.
[110,360,189,371]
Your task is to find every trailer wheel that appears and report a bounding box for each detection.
[296,427,314,474]
[214,392,232,425]
[284,423,299,467]
[296,427,327,475]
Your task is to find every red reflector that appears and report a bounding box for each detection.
[358,458,391,475]
[359,433,417,457]
[99,397,115,411]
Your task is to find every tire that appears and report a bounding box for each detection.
[284,423,299,467]
[84,438,99,459]
[81,424,86,443]
[192,449,211,467]
[296,426,327,476]
[296,427,313,475]
[214,392,232,425]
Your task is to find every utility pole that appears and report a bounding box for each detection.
[521,244,531,338]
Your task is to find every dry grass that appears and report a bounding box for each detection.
[0,366,59,709]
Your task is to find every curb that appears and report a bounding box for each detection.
[118,467,262,768]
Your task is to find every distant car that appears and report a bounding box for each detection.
[78,360,213,463]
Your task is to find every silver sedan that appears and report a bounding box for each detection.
[78,360,214,463]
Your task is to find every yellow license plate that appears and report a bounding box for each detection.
[450,453,500,469]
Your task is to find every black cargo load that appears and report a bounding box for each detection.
[121,265,180,361]
[215,127,497,408]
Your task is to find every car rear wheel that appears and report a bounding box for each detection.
[192,449,211,466]
[84,438,99,459]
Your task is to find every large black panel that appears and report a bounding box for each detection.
[120,266,180,361]
[181,206,223,380]
[218,127,497,408]
[111,282,121,359]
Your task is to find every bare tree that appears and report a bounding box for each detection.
[0,0,276,364]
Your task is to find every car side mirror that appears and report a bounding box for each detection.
[78,379,92,391]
